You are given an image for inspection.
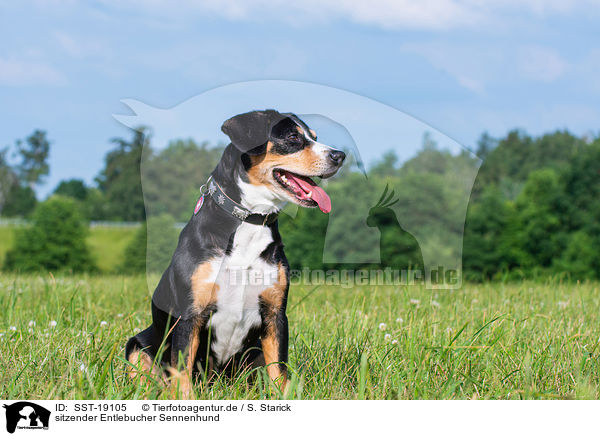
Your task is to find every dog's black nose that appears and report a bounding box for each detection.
[328,150,346,165]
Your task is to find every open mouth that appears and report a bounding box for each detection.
[273,169,332,213]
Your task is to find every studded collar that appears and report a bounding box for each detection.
[203,176,279,226]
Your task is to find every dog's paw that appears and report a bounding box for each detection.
[167,367,196,400]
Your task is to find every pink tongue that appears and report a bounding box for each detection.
[289,174,331,213]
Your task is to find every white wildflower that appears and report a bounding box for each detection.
[384,334,391,341]
[79,363,87,372]
[100,321,108,327]
[117,313,123,318]
[431,300,441,308]
[391,339,399,345]
[378,323,387,331]
[396,317,404,324]
[133,327,141,334]
[409,299,420,305]
[9,326,16,331]
[28,320,36,327]
[49,320,57,328]
[446,327,454,334]
[28,328,33,334]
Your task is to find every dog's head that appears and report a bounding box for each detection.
[221,109,346,213]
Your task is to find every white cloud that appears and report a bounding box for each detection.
[54,31,109,58]
[94,0,600,30]
[399,41,496,93]
[517,45,567,82]
[470,0,599,16]
[0,57,66,86]
[400,41,569,93]
[296,0,483,30]
[103,0,482,30]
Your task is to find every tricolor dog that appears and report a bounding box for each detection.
[125,109,345,395]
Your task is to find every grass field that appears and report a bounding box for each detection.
[1,273,599,400]
[86,227,138,272]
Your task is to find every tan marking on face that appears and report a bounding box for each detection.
[247,141,276,186]
[191,261,219,309]
[288,146,323,174]
[247,143,325,189]
[309,129,316,139]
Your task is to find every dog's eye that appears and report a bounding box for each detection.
[288,133,300,141]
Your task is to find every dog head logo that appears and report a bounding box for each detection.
[2,402,50,433]
[114,80,480,289]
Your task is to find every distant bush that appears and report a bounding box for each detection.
[3,196,96,272]
[121,214,178,274]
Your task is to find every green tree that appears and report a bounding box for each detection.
[95,128,148,221]
[122,214,178,273]
[1,184,37,217]
[366,186,423,271]
[279,206,329,270]
[475,132,497,161]
[16,130,50,188]
[0,147,16,214]
[474,129,584,200]
[82,188,110,220]
[514,168,567,270]
[562,138,600,231]
[3,196,95,272]
[463,186,523,280]
[369,150,399,178]
[141,139,223,221]
[54,179,88,201]
[554,231,598,280]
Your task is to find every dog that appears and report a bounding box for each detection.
[125,109,345,396]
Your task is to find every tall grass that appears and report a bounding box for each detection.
[1,274,599,399]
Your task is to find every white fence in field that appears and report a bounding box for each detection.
[0,218,28,227]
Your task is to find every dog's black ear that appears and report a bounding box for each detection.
[221,110,282,154]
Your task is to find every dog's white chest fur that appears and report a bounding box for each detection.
[208,222,277,365]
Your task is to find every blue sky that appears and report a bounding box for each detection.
[1,1,599,197]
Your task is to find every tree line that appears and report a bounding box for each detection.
[1,126,599,281]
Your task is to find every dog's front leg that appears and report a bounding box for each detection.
[169,317,200,399]
[259,261,290,390]
[261,306,289,389]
